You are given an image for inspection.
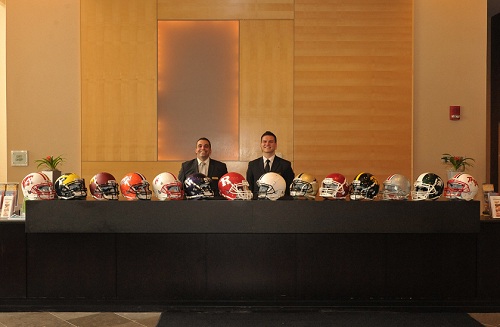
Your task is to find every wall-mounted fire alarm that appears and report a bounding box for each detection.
[450,105,460,120]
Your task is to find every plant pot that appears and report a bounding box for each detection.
[446,169,464,181]
[42,170,62,185]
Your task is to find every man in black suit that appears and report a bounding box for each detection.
[246,131,295,199]
[178,137,228,196]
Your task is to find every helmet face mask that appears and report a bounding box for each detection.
[89,172,119,200]
[444,173,478,201]
[257,172,286,201]
[290,173,318,200]
[153,172,184,201]
[22,172,56,200]
[411,172,444,201]
[319,173,349,200]
[218,172,252,200]
[120,172,152,201]
[349,172,379,201]
[382,174,410,201]
[54,173,87,200]
[184,173,214,200]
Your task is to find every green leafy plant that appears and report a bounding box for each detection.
[35,155,65,170]
[441,153,474,171]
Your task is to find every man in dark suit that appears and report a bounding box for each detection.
[178,137,228,196]
[246,131,295,199]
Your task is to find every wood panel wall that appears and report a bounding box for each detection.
[81,0,412,190]
[293,0,413,181]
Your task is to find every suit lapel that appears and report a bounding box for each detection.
[271,157,280,172]
[193,159,200,173]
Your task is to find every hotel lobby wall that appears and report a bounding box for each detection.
[5,1,487,197]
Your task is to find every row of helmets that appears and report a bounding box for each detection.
[21,169,478,202]
[21,171,249,201]
[292,172,478,201]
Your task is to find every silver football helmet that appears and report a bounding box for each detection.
[382,174,411,200]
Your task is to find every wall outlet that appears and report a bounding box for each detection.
[11,150,28,166]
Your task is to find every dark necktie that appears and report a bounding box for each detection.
[265,159,271,172]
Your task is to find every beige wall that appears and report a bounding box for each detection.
[6,0,81,186]
[414,0,487,190]
[0,0,6,182]
[5,1,489,202]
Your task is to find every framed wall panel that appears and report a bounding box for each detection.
[157,21,239,161]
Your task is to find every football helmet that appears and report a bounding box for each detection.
[411,172,444,201]
[152,172,184,201]
[89,172,119,200]
[184,173,214,200]
[319,173,349,200]
[54,173,87,200]
[218,172,252,200]
[382,174,411,201]
[290,173,319,200]
[120,172,152,201]
[257,172,286,201]
[349,172,380,200]
[21,172,56,200]
[444,173,478,201]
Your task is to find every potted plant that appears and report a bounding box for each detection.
[35,155,65,184]
[441,153,474,180]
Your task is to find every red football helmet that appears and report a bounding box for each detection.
[89,172,119,200]
[218,172,252,200]
[120,172,152,200]
[319,173,349,200]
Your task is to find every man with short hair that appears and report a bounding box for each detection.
[178,137,228,196]
[246,131,295,198]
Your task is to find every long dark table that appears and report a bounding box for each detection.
[25,199,479,233]
[2,199,493,309]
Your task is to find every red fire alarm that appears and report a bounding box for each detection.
[450,105,460,120]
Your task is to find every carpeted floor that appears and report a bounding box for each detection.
[156,309,484,326]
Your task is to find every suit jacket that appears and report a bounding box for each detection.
[246,156,295,198]
[178,158,228,196]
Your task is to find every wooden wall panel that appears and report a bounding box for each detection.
[293,0,413,183]
[81,0,157,162]
[80,0,413,189]
[239,20,294,161]
[240,20,293,161]
[158,0,294,20]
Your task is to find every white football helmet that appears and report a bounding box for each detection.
[152,172,184,201]
[411,172,444,201]
[319,173,349,200]
[218,172,253,200]
[444,173,478,201]
[290,173,319,200]
[21,172,56,200]
[382,174,411,200]
[257,172,286,201]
